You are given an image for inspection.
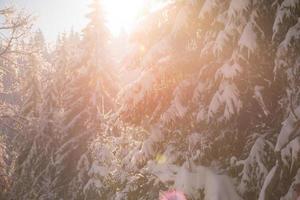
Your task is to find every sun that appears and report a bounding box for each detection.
[103,0,148,36]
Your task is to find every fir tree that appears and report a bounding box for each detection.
[20,53,42,118]
[117,0,300,199]
[51,1,117,199]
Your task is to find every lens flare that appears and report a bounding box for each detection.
[160,189,187,200]
[155,153,167,164]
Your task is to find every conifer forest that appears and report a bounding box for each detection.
[1,0,300,199]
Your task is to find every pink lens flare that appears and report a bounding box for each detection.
[160,189,187,200]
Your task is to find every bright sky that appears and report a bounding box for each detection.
[0,0,149,42]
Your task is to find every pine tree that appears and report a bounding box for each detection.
[10,38,54,199]
[10,52,43,199]
[26,73,59,199]
[51,1,118,199]
[117,0,300,199]
[20,53,42,118]
[4,0,300,199]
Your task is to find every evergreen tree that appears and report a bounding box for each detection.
[20,53,42,118]
[117,0,300,199]
[10,36,55,199]
[3,0,300,199]
[25,73,59,199]
[51,0,117,199]
[10,52,43,199]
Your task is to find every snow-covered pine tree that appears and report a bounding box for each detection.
[9,51,44,199]
[11,30,82,200]
[3,0,300,199]
[31,29,49,61]
[117,0,300,199]
[23,72,60,199]
[9,28,58,198]
[258,1,300,199]
[52,32,77,108]
[51,0,118,199]
[20,54,41,118]
[0,6,32,199]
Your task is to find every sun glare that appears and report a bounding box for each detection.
[103,0,147,36]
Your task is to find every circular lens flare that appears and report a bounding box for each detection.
[160,189,187,200]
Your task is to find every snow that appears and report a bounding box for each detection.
[238,136,274,194]
[277,18,300,57]
[132,124,164,167]
[196,106,207,122]
[161,80,190,123]
[275,106,300,151]
[198,0,220,19]
[171,4,189,38]
[54,134,83,165]
[214,31,230,55]
[119,69,155,109]
[280,136,300,168]
[77,154,89,171]
[227,0,251,19]
[88,162,109,177]
[253,86,270,116]
[215,62,242,80]
[273,0,300,37]
[208,81,242,121]
[192,81,206,102]
[7,1,300,199]
[280,168,300,200]
[63,109,87,132]
[188,133,202,152]
[140,37,170,69]
[239,22,257,53]
[83,179,103,195]
[258,163,279,200]
[281,0,300,8]
[148,160,241,200]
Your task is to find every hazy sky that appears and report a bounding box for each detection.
[0,0,147,43]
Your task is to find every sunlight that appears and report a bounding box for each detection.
[103,0,147,35]
[2,0,300,199]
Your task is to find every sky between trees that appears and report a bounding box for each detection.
[0,0,151,42]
